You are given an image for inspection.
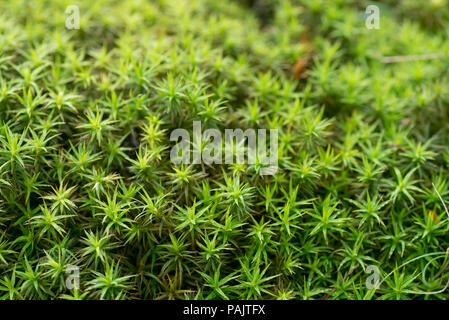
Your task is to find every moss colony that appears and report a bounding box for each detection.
[1,0,449,299]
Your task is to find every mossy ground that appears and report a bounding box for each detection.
[1,0,449,299]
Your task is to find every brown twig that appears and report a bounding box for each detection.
[381,53,445,64]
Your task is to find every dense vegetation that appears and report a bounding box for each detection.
[1,0,449,300]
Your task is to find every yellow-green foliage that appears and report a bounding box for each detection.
[1,0,449,299]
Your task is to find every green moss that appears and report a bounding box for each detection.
[1,0,449,299]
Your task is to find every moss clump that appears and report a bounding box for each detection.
[1,0,449,299]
